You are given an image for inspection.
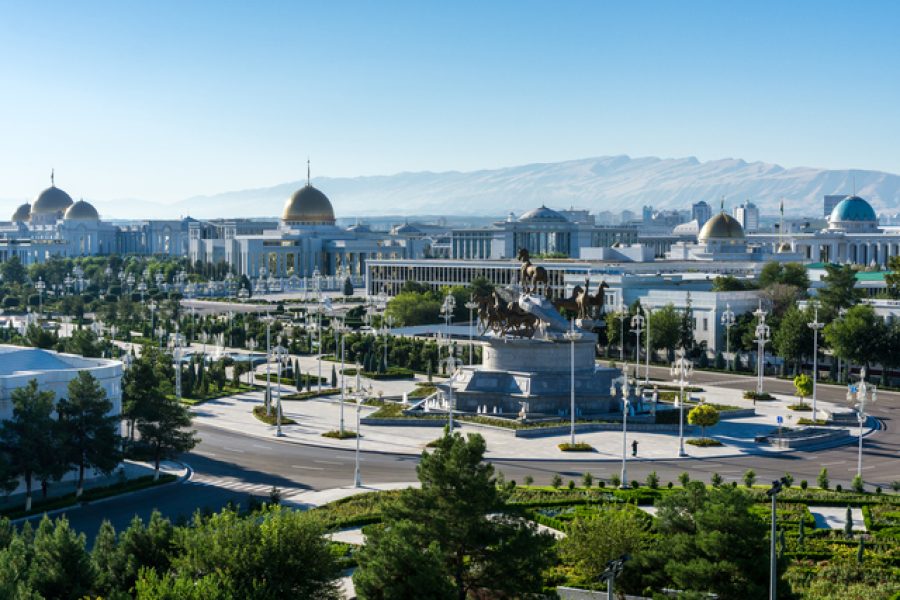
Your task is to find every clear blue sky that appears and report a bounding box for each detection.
[1,0,899,203]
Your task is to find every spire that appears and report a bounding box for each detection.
[51,168,55,187]
[307,158,311,186]
[720,195,725,212]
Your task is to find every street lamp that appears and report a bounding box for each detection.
[465,294,479,365]
[671,346,693,457]
[170,325,185,400]
[600,554,630,600]
[753,302,771,398]
[563,320,583,445]
[262,313,274,415]
[155,325,166,348]
[383,313,395,370]
[137,281,148,303]
[272,344,289,437]
[441,293,456,340]
[615,303,627,362]
[334,319,350,435]
[247,337,258,385]
[610,374,632,488]
[807,305,825,421]
[35,277,45,317]
[630,310,644,377]
[766,478,788,600]
[441,346,462,431]
[847,367,876,481]
[836,307,848,383]
[721,303,736,371]
[643,307,651,384]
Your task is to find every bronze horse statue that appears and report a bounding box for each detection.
[474,290,538,338]
[517,248,548,295]
[577,279,609,319]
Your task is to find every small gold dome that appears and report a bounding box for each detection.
[64,199,99,220]
[281,184,335,225]
[697,212,744,242]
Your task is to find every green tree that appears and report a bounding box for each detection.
[385,291,442,326]
[649,303,681,361]
[134,567,231,599]
[57,371,122,498]
[758,261,810,291]
[132,396,198,480]
[171,506,340,599]
[773,305,814,374]
[743,469,756,488]
[0,535,41,599]
[818,468,830,490]
[824,304,888,370]
[793,373,813,407]
[0,255,27,285]
[687,404,720,437]
[342,276,354,297]
[28,516,95,599]
[94,511,175,595]
[560,506,651,583]
[355,432,555,600]
[0,380,62,511]
[885,255,900,298]
[818,264,862,319]
[711,275,752,291]
[122,346,171,444]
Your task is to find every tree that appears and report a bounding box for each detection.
[758,261,810,291]
[122,346,171,444]
[385,291,442,326]
[824,304,888,370]
[132,396,199,480]
[773,305,814,374]
[885,255,900,298]
[679,297,695,352]
[793,373,813,407]
[560,506,651,583]
[818,468,830,490]
[711,275,753,292]
[818,264,862,319]
[354,432,555,599]
[688,404,720,437]
[649,303,681,361]
[56,371,122,497]
[342,277,354,296]
[0,380,63,511]
[0,255,26,285]
[94,511,176,595]
[28,516,95,599]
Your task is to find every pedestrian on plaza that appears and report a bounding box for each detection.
[632,439,638,457]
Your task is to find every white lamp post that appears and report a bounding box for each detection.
[247,337,258,385]
[384,313,395,369]
[465,294,479,365]
[616,304,627,362]
[721,303,736,371]
[441,293,456,341]
[610,374,631,488]
[273,345,289,437]
[644,307,651,384]
[630,311,644,374]
[836,307,848,383]
[847,367,876,481]
[808,306,825,421]
[137,281,148,303]
[671,346,693,457]
[442,347,462,431]
[753,302,771,398]
[263,313,273,415]
[335,319,350,435]
[767,477,788,600]
[564,321,583,445]
[35,277,45,317]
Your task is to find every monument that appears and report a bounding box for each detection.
[439,250,625,419]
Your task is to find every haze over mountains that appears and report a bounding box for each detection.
[7,155,900,221]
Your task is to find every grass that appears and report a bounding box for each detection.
[797,418,829,426]
[252,405,296,425]
[558,442,594,452]
[322,430,358,439]
[367,403,407,419]
[425,439,443,448]
[743,391,775,401]
[407,383,438,399]
[0,473,178,519]
[176,383,255,405]
[281,388,340,400]
[686,437,723,447]
[787,403,813,411]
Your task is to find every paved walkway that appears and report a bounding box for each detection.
[190,374,869,462]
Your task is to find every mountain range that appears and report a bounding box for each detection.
[7,155,900,221]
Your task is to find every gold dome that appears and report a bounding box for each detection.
[64,199,99,220]
[697,212,744,242]
[281,184,335,225]
[32,185,74,214]
[11,202,31,222]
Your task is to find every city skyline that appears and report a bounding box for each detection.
[2,1,900,205]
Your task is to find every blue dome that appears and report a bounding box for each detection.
[830,196,876,222]
[518,205,567,222]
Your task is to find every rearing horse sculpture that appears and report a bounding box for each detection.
[517,248,548,295]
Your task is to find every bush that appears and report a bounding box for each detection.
[787,403,813,411]
[678,472,690,487]
[800,480,808,490]
[524,475,534,487]
[645,471,660,489]
[743,390,774,401]
[322,430,358,439]
[667,481,674,489]
[686,437,723,447]
[711,473,723,487]
[558,442,594,452]
[568,480,576,490]
[891,481,900,492]
[610,474,621,488]
[836,484,843,493]
[783,473,794,488]
[598,481,606,489]
[551,474,562,489]
[581,472,593,488]
[630,480,639,489]
[743,469,756,488]
[251,405,296,425]
[852,475,864,493]
[818,468,830,490]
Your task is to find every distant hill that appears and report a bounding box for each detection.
[6,154,900,220]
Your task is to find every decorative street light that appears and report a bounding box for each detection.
[383,313,395,370]
[272,344,289,437]
[630,310,645,378]
[670,346,693,457]
[564,320,583,446]
[334,318,350,435]
[34,277,45,317]
[170,325,185,400]
[847,367,876,481]
[615,303,628,362]
[227,311,235,347]
[155,325,166,348]
[610,373,632,488]
[137,281,148,303]
[441,346,462,431]
[807,305,825,421]
[721,303,736,371]
[753,302,771,398]
[836,307,848,383]
[643,307,651,384]
[246,337,258,385]
[353,382,372,488]
[262,313,274,415]
[600,554,631,600]
[238,286,249,301]
[767,478,789,600]
[441,293,456,341]
[465,294,479,365]
[126,273,135,292]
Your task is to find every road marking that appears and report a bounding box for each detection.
[222,447,245,453]
[314,460,342,465]
[822,461,846,466]
[292,465,324,471]
[251,444,271,450]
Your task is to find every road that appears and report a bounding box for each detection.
[25,366,899,541]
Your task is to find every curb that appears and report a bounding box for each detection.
[9,461,191,524]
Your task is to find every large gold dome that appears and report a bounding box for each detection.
[281,184,335,225]
[697,212,744,242]
[32,185,74,214]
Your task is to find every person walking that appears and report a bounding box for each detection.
[631,439,638,457]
